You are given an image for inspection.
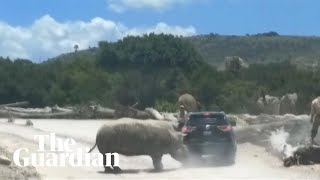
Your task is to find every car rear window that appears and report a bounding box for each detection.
[187,114,228,126]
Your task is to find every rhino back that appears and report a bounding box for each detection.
[96,119,180,156]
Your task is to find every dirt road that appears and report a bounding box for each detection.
[1,118,320,179]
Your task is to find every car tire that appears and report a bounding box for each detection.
[224,151,236,165]
[185,151,202,166]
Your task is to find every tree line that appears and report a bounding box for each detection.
[0,33,319,114]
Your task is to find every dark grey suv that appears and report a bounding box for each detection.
[182,112,237,164]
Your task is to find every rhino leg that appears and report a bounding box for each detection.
[151,154,163,171]
[112,152,122,174]
[103,154,114,173]
[104,167,113,173]
[102,152,122,174]
[113,166,122,174]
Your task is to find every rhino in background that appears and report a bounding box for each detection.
[257,95,280,115]
[178,93,200,113]
[280,93,298,115]
[88,119,189,173]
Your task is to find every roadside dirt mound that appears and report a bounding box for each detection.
[230,113,309,126]
[234,114,317,162]
[0,146,40,180]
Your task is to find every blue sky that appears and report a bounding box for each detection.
[0,0,319,60]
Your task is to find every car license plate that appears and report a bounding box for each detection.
[203,131,212,136]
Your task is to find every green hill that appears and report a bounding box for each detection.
[1,33,320,114]
[52,33,320,69]
[187,33,320,68]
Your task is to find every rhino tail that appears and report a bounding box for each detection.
[88,142,97,153]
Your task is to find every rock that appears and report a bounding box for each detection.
[7,117,14,123]
[0,155,11,165]
[145,108,164,120]
[25,119,33,126]
[162,113,178,122]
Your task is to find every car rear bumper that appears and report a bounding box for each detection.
[186,141,236,155]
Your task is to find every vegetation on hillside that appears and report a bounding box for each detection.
[188,32,320,67]
[0,33,319,114]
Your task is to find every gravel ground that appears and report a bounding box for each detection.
[0,117,320,180]
[0,145,40,180]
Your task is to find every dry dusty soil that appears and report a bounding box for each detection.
[0,118,320,180]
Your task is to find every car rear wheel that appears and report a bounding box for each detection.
[223,150,236,165]
[182,150,203,166]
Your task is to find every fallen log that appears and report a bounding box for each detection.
[162,112,178,122]
[127,106,152,119]
[94,105,115,118]
[95,105,115,114]
[145,108,164,120]
[0,101,29,108]
[114,105,152,120]
[0,105,114,119]
[51,105,73,113]
[4,106,52,114]
[0,109,76,119]
[0,155,11,166]
[0,102,171,120]
[135,110,152,119]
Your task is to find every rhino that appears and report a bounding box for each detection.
[88,119,189,173]
[178,93,200,113]
[257,95,280,115]
[280,93,298,115]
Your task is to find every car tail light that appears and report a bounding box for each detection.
[217,125,232,132]
[182,126,193,133]
[203,112,210,117]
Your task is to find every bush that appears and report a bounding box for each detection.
[155,100,177,112]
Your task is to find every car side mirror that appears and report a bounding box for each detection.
[228,117,237,126]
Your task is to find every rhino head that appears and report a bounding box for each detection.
[169,132,189,163]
